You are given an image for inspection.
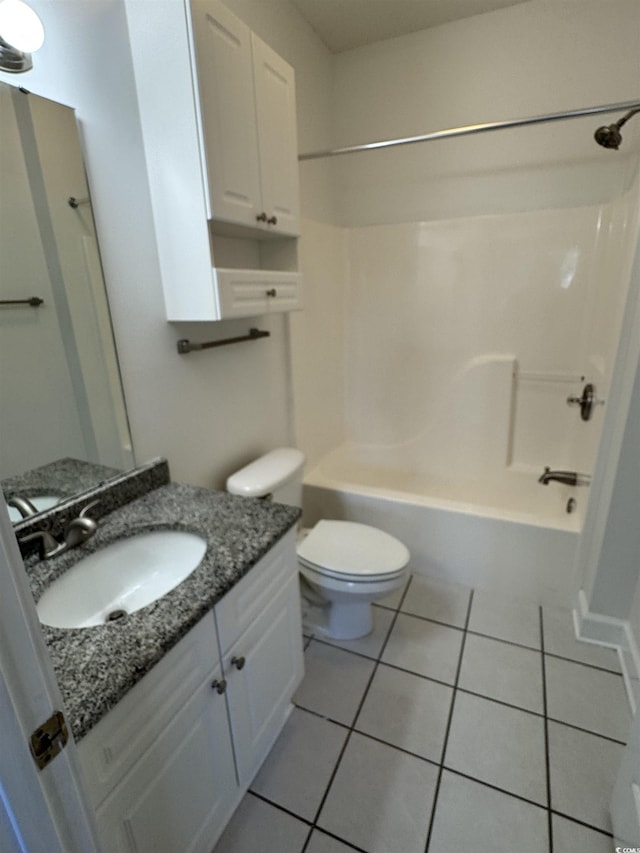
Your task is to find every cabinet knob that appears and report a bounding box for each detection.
[231,656,246,671]
[211,678,227,694]
[267,215,278,225]
[256,212,268,223]
[265,288,277,298]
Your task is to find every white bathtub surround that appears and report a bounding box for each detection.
[304,444,578,608]
[345,202,631,475]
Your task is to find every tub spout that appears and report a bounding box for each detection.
[538,467,591,487]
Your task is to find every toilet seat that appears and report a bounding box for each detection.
[297,520,410,583]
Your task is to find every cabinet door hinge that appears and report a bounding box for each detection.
[30,710,69,770]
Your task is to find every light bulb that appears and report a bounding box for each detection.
[0,0,44,53]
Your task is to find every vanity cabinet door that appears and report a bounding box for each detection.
[223,572,304,787]
[94,664,238,853]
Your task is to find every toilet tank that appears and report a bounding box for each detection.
[226,448,305,507]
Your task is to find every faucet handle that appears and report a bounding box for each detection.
[64,500,99,548]
[18,529,64,559]
[78,500,100,519]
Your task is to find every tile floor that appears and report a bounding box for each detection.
[214,574,630,853]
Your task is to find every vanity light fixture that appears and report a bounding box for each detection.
[0,0,44,73]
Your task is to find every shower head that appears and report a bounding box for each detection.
[594,122,623,149]
[594,107,640,150]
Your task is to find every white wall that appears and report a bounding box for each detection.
[331,0,640,226]
[291,0,640,502]
[0,0,336,489]
[215,0,348,471]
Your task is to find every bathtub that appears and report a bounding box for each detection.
[303,443,581,607]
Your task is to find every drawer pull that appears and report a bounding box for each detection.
[231,656,246,671]
[267,215,278,225]
[211,679,227,694]
[256,212,268,222]
[266,288,277,298]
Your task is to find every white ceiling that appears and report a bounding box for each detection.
[290,0,532,53]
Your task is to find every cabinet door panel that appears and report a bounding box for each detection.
[252,33,300,237]
[191,0,262,227]
[95,670,237,853]
[224,573,304,786]
[79,612,218,809]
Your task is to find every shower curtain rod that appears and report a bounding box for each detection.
[298,98,640,161]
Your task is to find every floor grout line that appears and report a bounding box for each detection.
[289,699,623,827]
[299,577,414,853]
[303,634,628,746]
[540,607,554,853]
[221,582,619,852]
[423,589,474,853]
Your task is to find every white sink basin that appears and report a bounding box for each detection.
[37,530,208,629]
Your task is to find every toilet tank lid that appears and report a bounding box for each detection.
[226,448,305,497]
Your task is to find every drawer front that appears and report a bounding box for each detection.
[215,528,297,654]
[214,268,302,318]
[268,279,303,313]
[79,611,218,808]
[215,270,268,318]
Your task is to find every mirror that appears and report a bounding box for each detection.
[0,82,135,522]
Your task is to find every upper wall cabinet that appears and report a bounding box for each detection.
[191,0,300,237]
[124,0,302,321]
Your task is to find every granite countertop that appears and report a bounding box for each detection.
[3,457,121,503]
[26,482,300,741]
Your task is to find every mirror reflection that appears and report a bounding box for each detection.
[0,82,134,522]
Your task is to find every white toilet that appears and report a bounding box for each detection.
[226,448,410,640]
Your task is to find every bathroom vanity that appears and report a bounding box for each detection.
[25,471,303,853]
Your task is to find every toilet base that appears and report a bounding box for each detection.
[302,598,373,640]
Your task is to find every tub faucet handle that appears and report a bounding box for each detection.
[566,383,605,421]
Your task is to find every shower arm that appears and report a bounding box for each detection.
[615,107,640,131]
[298,98,640,161]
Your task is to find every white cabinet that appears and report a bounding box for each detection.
[78,530,303,853]
[94,666,237,853]
[125,0,302,322]
[215,530,304,786]
[191,0,300,237]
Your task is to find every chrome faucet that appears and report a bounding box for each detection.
[7,495,39,519]
[538,467,591,487]
[19,501,99,559]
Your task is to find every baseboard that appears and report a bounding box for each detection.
[575,589,640,715]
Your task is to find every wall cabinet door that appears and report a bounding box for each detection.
[191,0,262,230]
[223,573,304,787]
[252,33,300,237]
[95,665,238,853]
[190,0,300,237]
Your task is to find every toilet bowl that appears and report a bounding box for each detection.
[226,448,411,640]
[297,519,409,639]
